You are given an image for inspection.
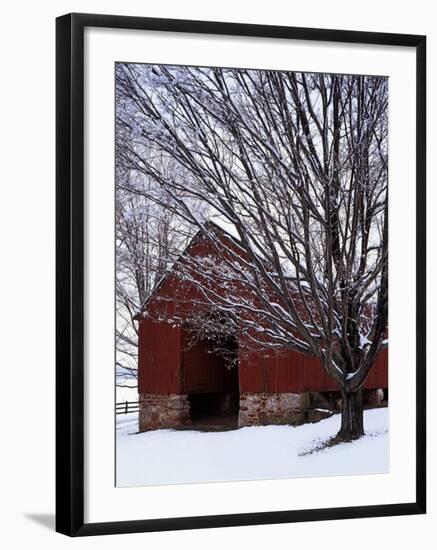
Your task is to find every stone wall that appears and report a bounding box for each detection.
[237,391,366,427]
[139,393,191,431]
[238,392,312,427]
[139,389,386,431]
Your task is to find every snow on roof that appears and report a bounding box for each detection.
[209,216,241,241]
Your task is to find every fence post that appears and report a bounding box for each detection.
[125,400,128,414]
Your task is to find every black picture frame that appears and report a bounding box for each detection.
[56,12,426,537]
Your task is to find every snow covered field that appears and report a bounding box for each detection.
[116,408,388,487]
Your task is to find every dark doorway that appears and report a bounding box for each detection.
[182,329,239,430]
[188,391,239,430]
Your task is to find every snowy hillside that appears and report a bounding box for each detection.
[116,408,388,487]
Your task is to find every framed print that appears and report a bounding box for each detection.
[56,12,426,536]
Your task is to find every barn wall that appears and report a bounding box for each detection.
[239,346,388,393]
[364,347,388,389]
[138,317,182,394]
[138,314,388,395]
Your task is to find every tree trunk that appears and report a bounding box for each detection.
[337,388,364,441]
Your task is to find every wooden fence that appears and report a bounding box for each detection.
[116,400,140,415]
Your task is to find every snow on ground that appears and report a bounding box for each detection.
[116,408,388,487]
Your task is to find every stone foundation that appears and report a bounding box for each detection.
[139,393,191,431]
[238,392,314,427]
[139,389,386,431]
[237,389,387,427]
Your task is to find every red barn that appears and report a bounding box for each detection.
[137,225,388,431]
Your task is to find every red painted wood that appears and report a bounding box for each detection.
[238,346,388,393]
[138,317,181,394]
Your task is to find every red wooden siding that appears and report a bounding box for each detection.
[239,346,388,393]
[181,346,238,394]
[364,347,388,389]
[139,321,239,394]
[138,317,182,394]
[139,315,388,395]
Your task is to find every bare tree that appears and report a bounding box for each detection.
[116,173,168,387]
[115,160,197,387]
[115,133,207,388]
[116,63,388,441]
